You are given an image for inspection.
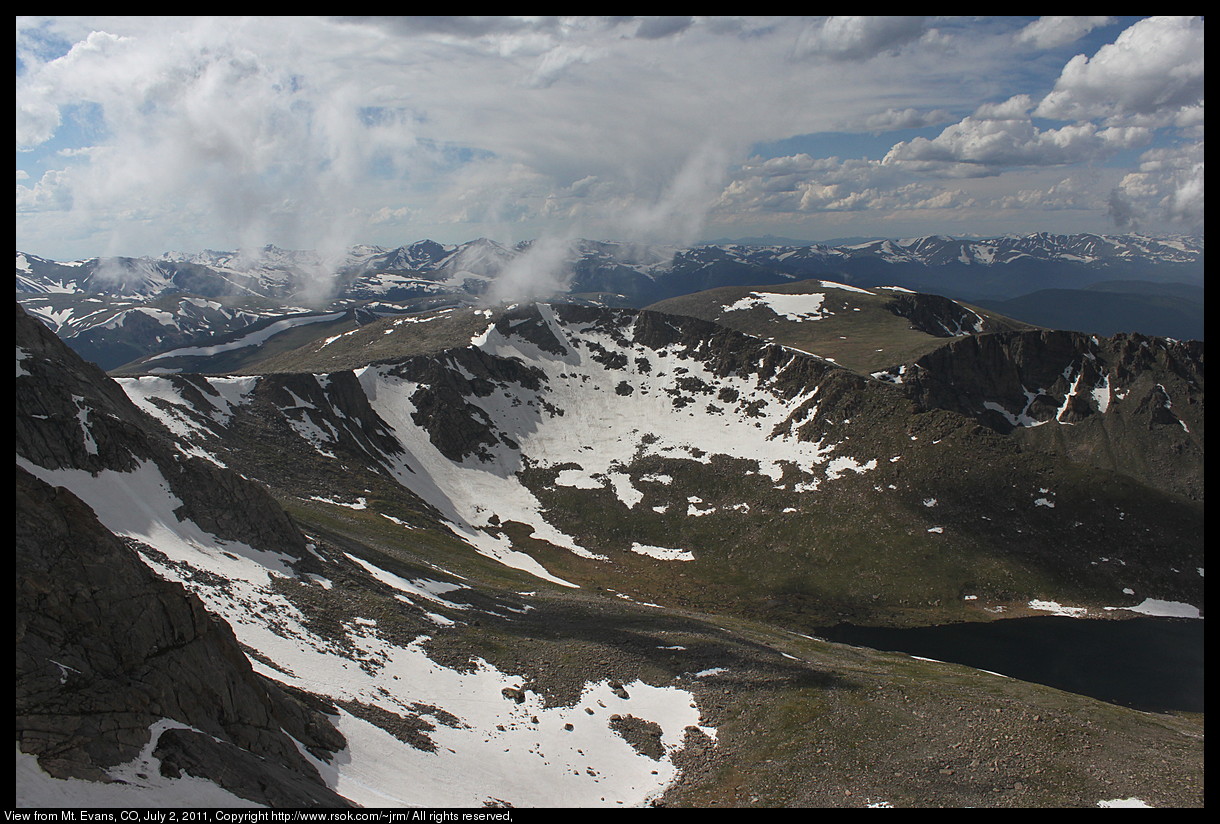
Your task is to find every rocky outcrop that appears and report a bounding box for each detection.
[889,329,1204,500]
[16,303,152,474]
[884,291,1019,337]
[16,303,311,558]
[15,466,348,806]
[381,328,548,462]
[261,370,407,470]
[17,301,352,801]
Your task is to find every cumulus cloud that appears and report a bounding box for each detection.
[715,153,976,216]
[883,117,1151,169]
[972,95,1035,121]
[1014,16,1114,50]
[994,174,1106,213]
[633,17,694,40]
[15,167,73,212]
[1034,16,1204,126]
[860,107,953,133]
[794,16,930,61]
[15,30,131,150]
[1110,142,1204,233]
[14,16,1204,261]
[15,18,429,279]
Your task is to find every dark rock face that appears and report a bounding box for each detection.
[16,303,151,474]
[891,329,1205,501]
[382,330,549,463]
[893,330,1101,430]
[16,303,310,558]
[16,301,352,803]
[262,370,407,470]
[884,291,1004,337]
[15,466,348,806]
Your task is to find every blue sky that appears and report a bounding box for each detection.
[16,16,1204,260]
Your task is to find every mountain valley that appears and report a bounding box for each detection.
[14,234,1205,809]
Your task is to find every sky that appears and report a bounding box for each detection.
[15,16,1205,261]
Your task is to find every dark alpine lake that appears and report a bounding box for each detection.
[812,615,1204,713]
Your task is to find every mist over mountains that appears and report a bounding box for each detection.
[19,231,1204,303]
[16,231,1205,373]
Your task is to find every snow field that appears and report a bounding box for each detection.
[119,374,257,444]
[16,727,258,808]
[146,311,345,362]
[725,291,832,321]
[118,304,883,580]
[16,455,716,807]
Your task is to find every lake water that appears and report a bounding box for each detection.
[812,616,1204,713]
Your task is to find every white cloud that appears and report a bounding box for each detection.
[14,16,1204,259]
[860,107,953,133]
[15,168,73,212]
[15,18,429,262]
[15,96,62,150]
[1034,16,1205,126]
[1015,16,1114,50]
[883,117,1148,169]
[526,44,598,88]
[994,174,1107,212]
[715,153,977,216]
[1111,142,1205,232]
[794,16,930,61]
[973,95,1035,121]
[633,17,695,40]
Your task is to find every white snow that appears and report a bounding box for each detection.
[983,387,1050,428]
[1098,798,1152,808]
[630,542,695,562]
[16,728,258,808]
[338,304,877,584]
[310,495,368,510]
[145,312,345,361]
[1028,599,1088,618]
[555,467,604,489]
[344,553,469,610]
[15,452,716,808]
[119,375,257,439]
[17,456,299,582]
[1091,374,1112,413]
[1105,599,1202,619]
[724,291,832,321]
[381,513,417,530]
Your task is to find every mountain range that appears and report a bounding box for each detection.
[14,231,1205,808]
[16,232,1204,372]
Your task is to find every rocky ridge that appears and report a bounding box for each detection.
[14,296,1205,808]
[105,301,1203,623]
[879,330,1204,501]
[16,304,347,805]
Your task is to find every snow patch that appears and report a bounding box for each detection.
[1105,599,1201,619]
[1028,599,1087,618]
[630,542,695,562]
